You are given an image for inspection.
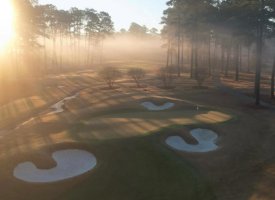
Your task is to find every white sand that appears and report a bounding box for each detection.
[165,128,218,152]
[13,149,97,183]
[141,102,175,111]
[50,93,79,114]
[14,93,79,129]
[15,117,35,130]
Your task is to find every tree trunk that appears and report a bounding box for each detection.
[235,44,239,81]
[73,35,77,67]
[177,24,181,77]
[255,0,264,105]
[70,33,74,66]
[43,33,47,74]
[100,40,104,65]
[247,46,250,73]
[194,33,198,78]
[166,40,170,67]
[239,44,242,72]
[87,35,90,66]
[225,48,230,76]
[271,58,275,99]
[208,33,211,75]
[191,37,194,78]
[59,31,63,72]
[213,39,218,76]
[78,35,81,67]
[52,32,58,71]
[170,44,173,66]
[181,36,184,73]
[221,45,225,73]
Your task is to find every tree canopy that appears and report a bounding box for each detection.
[162,0,275,104]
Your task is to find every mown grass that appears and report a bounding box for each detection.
[57,127,216,200]
[0,70,235,200]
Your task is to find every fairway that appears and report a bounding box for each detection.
[0,72,234,200]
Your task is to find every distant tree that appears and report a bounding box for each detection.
[84,8,100,65]
[55,9,72,70]
[98,67,122,89]
[5,0,115,79]
[150,28,159,35]
[128,22,147,37]
[162,0,275,105]
[142,25,149,33]
[70,7,84,66]
[97,11,114,35]
[97,12,114,64]
[32,4,51,73]
[127,68,146,87]
[12,0,44,47]
[120,28,127,33]
[162,0,218,78]
[12,0,45,76]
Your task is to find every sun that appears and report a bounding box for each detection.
[0,0,14,50]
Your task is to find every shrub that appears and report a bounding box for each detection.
[98,67,122,89]
[157,66,175,88]
[127,68,146,87]
[195,68,209,87]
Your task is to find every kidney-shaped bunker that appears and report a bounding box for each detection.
[141,102,175,111]
[14,149,97,183]
[165,128,218,153]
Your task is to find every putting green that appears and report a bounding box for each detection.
[57,135,216,200]
[74,110,232,140]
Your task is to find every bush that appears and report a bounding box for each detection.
[157,66,175,88]
[195,68,209,87]
[98,67,122,89]
[127,68,146,87]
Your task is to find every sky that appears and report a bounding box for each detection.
[39,0,168,32]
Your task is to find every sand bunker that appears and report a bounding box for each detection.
[50,93,78,114]
[13,149,97,183]
[141,102,175,111]
[165,128,218,152]
[15,117,35,130]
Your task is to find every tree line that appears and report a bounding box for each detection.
[8,0,114,77]
[161,0,275,105]
[120,22,159,37]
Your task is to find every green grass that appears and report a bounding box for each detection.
[83,107,145,119]
[61,107,232,199]
[57,129,216,200]
[0,71,232,200]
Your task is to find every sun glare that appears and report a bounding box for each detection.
[0,0,14,51]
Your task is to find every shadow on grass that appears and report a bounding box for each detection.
[56,132,216,200]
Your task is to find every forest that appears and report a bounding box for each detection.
[161,0,275,104]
